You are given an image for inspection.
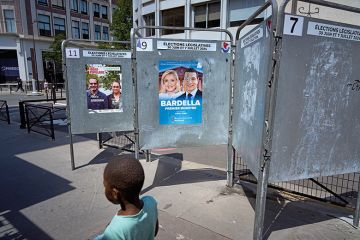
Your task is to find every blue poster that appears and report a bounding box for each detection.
[159,60,203,125]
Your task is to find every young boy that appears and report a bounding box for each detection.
[96,155,159,240]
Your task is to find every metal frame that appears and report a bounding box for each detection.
[278,0,360,229]
[236,156,360,206]
[0,100,10,124]
[61,39,131,170]
[234,1,360,238]
[25,103,55,140]
[234,1,278,239]
[18,98,65,129]
[131,26,234,184]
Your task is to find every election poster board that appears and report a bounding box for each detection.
[85,64,123,113]
[65,48,134,134]
[269,15,360,181]
[158,60,203,125]
[135,38,231,149]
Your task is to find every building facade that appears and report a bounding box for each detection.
[0,0,116,85]
[132,0,360,40]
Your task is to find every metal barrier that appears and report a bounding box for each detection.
[24,102,66,140]
[0,100,10,124]
[25,103,55,140]
[232,0,360,239]
[235,155,360,208]
[62,39,133,170]
[99,131,136,152]
[19,98,66,129]
[132,25,234,183]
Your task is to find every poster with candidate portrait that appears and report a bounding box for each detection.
[158,60,203,125]
[85,64,123,113]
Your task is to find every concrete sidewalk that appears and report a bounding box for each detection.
[0,121,359,240]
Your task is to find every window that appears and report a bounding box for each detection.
[72,20,80,39]
[38,0,48,5]
[229,0,264,27]
[144,13,155,36]
[94,24,101,40]
[194,1,220,28]
[38,14,51,36]
[161,7,184,35]
[54,17,65,36]
[4,10,16,33]
[80,0,87,14]
[93,3,100,18]
[101,5,108,19]
[71,0,78,12]
[102,26,109,40]
[52,0,65,9]
[82,22,89,39]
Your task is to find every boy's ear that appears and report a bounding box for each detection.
[112,188,119,200]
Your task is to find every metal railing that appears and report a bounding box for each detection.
[25,103,55,140]
[19,98,66,129]
[98,131,136,152]
[24,102,66,140]
[234,154,360,208]
[0,100,10,124]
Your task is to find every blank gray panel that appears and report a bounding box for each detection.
[136,39,231,150]
[270,17,360,182]
[66,49,134,134]
[232,22,272,180]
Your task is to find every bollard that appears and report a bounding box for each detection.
[52,86,57,103]
[19,101,26,129]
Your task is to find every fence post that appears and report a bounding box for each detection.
[25,105,30,133]
[145,150,151,162]
[354,177,360,227]
[5,101,10,124]
[50,108,55,140]
[97,133,103,149]
[253,157,270,240]
[19,101,26,129]
[52,86,57,104]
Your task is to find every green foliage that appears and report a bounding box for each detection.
[110,0,133,41]
[43,33,65,66]
[100,69,119,89]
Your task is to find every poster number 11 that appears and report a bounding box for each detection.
[284,15,304,36]
[66,48,80,58]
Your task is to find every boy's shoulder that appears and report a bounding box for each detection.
[141,195,157,205]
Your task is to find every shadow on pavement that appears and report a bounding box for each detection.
[240,181,356,239]
[0,155,74,239]
[0,123,77,239]
[141,153,226,195]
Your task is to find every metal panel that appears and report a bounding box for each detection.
[232,22,272,180]
[270,16,360,182]
[66,49,134,134]
[136,39,231,149]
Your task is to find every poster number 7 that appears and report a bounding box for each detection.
[284,15,304,36]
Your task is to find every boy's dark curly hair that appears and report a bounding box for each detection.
[104,155,145,200]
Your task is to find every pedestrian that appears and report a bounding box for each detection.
[16,77,24,92]
[43,80,49,94]
[95,155,159,240]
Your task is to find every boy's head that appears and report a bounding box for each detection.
[103,155,145,204]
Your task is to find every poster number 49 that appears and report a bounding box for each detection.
[284,15,304,36]
[66,48,80,58]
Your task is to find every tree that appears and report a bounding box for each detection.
[42,33,65,87]
[110,0,133,41]
[42,33,65,66]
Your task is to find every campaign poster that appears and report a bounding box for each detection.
[85,64,123,113]
[158,60,203,125]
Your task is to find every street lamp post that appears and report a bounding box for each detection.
[31,20,41,94]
